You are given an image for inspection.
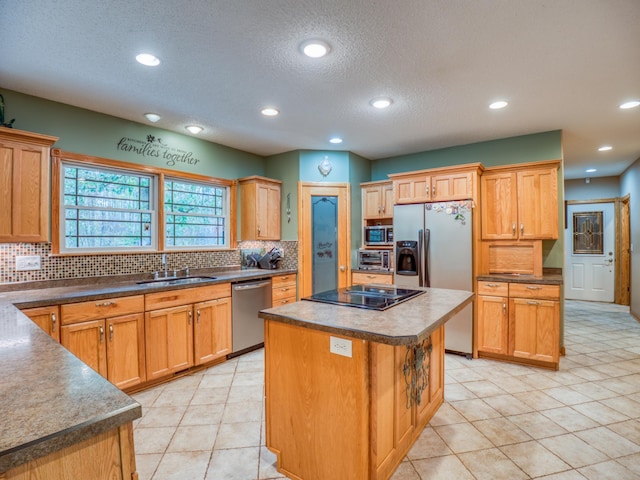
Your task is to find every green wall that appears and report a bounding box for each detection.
[265,150,300,241]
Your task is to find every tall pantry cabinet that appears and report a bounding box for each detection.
[0,128,58,242]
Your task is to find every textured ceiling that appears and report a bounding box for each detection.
[2,0,639,179]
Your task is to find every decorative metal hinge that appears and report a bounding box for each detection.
[403,336,433,409]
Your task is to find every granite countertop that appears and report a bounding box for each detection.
[260,287,474,346]
[0,267,296,473]
[476,269,563,286]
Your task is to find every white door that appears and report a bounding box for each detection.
[565,203,615,302]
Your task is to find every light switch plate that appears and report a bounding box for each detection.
[15,255,41,271]
[330,336,352,358]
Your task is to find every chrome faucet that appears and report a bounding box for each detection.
[161,253,168,277]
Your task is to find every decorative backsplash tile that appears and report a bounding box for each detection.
[0,241,298,285]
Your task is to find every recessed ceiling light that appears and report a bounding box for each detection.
[329,137,343,144]
[144,113,161,123]
[489,100,508,109]
[598,145,613,152]
[135,53,160,67]
[261,108,279,117]
[619,100,640,109]
[586,168,597,173]
[370,98,392,109]
[185,125,203,134]
[300,40,330,58]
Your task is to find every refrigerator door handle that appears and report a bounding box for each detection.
[417,229,423,287]
[423,229,431,287]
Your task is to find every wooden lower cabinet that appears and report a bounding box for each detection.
[1,423,137,480]
[21,305,60,342]
[61,313,146,389]
[476,280,560,369]
[352,272,393,286]
[145,305,194,380]
[265,320,444,480]
[271,274,297,306]
[194,297,232,365]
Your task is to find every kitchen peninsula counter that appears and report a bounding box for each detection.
[260,287,473,480]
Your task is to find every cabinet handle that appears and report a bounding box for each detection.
[512,223,516,235]
[502,303,506,314]
[378,206,381,213]
[109,324,114,341]
[527,301,540,305]
[51,313,57,333]
[99,325,105,343]
[95,301,115,307]
[520,223,524,235]
[367,275,376,279]
[432,185,435,194]
[382,205,385,214]
[280,287,289,292]
[526,286,542,290]
[257,226,261,235]
[188,310,193,325]
[197,309,201,324]
[486,283,500,287]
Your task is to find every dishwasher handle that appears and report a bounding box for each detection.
[233,280,272,291]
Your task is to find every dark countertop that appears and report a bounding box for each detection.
[476,269,563,286]
[0,267,296,473]
[260,287,474,346]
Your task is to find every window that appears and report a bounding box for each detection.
[164,178,228,248]
[61,163,156,251]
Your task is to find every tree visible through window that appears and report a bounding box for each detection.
[164,179,227,248]
[63,164,154,250]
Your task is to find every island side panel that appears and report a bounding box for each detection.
[264,319,370,480]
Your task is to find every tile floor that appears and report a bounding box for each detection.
[133,300,640,479]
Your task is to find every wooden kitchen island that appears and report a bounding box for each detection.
[259,286,474,480]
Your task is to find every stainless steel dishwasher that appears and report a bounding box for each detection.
[230,278,272,356]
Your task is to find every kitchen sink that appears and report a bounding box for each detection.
[136,275,217,286]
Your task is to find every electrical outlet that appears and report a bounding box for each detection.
[330,336,352,358]
[15,255,41,271]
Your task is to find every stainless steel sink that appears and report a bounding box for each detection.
[136,275,217,286]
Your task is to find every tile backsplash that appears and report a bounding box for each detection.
[0,241,298,284]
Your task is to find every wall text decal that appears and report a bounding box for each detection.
[117,134,201,167]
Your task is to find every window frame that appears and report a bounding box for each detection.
[51,149,236,254]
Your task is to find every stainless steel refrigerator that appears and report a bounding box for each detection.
[393,201,473,357]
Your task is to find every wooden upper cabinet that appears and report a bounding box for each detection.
[239,176,282,240]
[390,165,480,205]
[362,181,393,219]
[392,173,431,204]
[431,171,474,201]
[0,128,58,242]
[481,164,558,240]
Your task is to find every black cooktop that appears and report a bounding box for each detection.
[302,284,424,311]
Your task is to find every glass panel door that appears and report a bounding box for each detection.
[312,196,338,294]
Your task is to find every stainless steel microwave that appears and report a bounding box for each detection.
[363,225,393,246]
[357,249,392,271]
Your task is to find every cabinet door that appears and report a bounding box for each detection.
[481,172,517,239]
[194,297,232,365]
[257,182,281,240]
[21,305,60,342]
[432,171,473,201]
[106,313,146,389]
[477,295,509,355]
[362,186,383,219]
[517,168,558,240]
[145,305,194,380]
[394,175,431,204]
[416,325,444,427]
[509,298,559,363]
[381,183,394,217]
[61,320,108,377]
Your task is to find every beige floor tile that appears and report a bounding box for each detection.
[428,402,467,426]
[407,426,452,460]
[577,460,640,480]
[572,401,630,424]
[390,460,420,480]
[617,452,640,475]
[543,371,588,386]
[540,406,600,432]
[458,447,529,480]
[568,382,618,401]
[258,446,286,479]
[539,433,609,468]
[500,440,570,477]
[508,411,568,439]
[608,419,640,445]
[166,424,218,453]
[181,403,225,426]
[222,400,263,423]
[533,470,588,479]
[411,455,475,480]
[134,426,176,454]
[450,398,502,421]
[472,417,532,446]
[205,446,259,479]
[199,372,234,388]
[190,386,230,405]
[153,388,195,407]
[483,393,535,416]
[543,386,593,406]
[162,373,203,390]
[571,367,611,382]
[520,373,564,390]
[132,387,164,408]
[232,371,265,386]
[227,384,265,403]
[445,367,486,383]
[575,426,640,458]
[214,421,262,449]
[444,383,477,401]
[434,423,493,453]
[513,390,565,410]
[138,405,187,428]
[135,453,162,480]
[599,395,640,418]
[153,451,210,480]
[459,380,506,397]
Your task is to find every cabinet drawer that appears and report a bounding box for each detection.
[61,295,144,325]
[509,283,560,300]
[477,281,509,296]
[145,283,230,310]
[273,296,297,307]
[272,274,297,288]
[273,284,297,302]
[352,272,393,285]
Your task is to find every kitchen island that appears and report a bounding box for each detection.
[259,286,474,480]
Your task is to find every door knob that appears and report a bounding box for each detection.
[339,265,346,272]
